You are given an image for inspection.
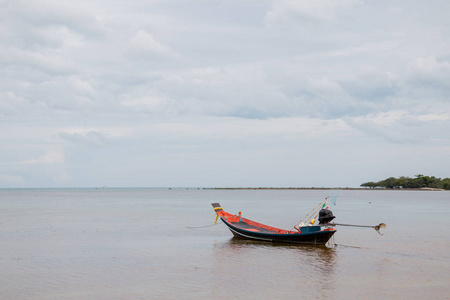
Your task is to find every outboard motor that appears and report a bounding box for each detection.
[318,209,335,224]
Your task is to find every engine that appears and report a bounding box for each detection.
[318,209,335,224]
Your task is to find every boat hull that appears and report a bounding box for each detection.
[211,202,336,245]
[221,217,336,245]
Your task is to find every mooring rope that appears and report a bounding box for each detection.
[327,234,335,248]
[186,222,223,229]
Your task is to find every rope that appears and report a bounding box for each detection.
[292,197,328,230]
[298,197,328,224]
[186,222,223,229]
[327,234,335,248]
[334,243,364,249]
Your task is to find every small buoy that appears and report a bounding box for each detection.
[369,201,372,204]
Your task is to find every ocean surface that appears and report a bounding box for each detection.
[1,188,449,300]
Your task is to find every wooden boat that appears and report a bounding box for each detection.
[211,203,336,245]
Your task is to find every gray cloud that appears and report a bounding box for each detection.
[1,0,450,187]
[58,131,110,147]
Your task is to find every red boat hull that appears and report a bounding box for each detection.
[212,203,336,245]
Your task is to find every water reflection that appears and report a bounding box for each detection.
[210,237,337,299]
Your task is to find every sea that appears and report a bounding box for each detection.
[0,188,449,300]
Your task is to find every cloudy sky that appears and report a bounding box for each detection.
[1,0,449,188]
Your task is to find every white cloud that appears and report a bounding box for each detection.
[0,173,26,186]
[265,0,361,26]
[120,96,168,114]
[346,111,450,144]
[21,150,65,165]
[0,43,74,75]
[128,30,182,60]
[58,130,110,147]
[407,56,450,92]
[0,92,28,116]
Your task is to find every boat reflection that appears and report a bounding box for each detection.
[210,237,337,299]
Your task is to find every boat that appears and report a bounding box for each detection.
[211,203,337,245]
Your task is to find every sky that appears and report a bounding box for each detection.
[1,0,450,188]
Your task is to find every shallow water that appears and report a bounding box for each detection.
[0,188,449,299]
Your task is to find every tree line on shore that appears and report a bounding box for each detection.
[361,174,450,190]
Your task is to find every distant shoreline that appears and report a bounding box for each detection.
[203,187,446,191]
[1,187,446,191]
